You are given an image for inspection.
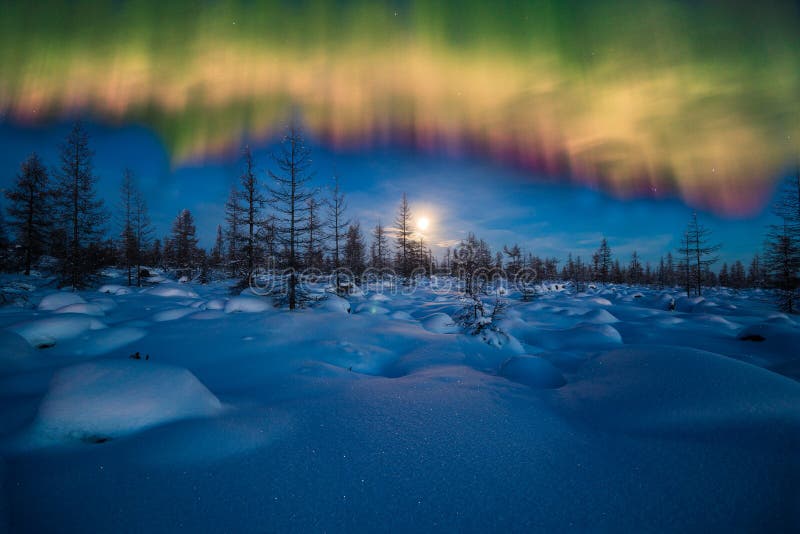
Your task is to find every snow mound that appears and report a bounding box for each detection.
[224,296,271,313]
[38,292,86,311]
[580,309,619,324]
[152,308,197,322]
[390,311,414,321]
[90,297,118,312]
[11,315,107,348]
[539,323,622,350]
[319,295,351,314]
[499,355,566,389]
[736,322,800,361]
[0,330,35,373]
[144,285,199,298]
[421,313,459,334]
[205,298,227,310]
[30,360,223,443]
[675,296,704,312]
[190,310,226,320]
[98,284,131,296]
[368,293,391,302]
[555,345,800,435]
[75,327,147,357]
[52,303,105,316]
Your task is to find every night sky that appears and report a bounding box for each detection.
[1,0,798,265]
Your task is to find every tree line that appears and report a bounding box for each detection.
[1,122,798,312]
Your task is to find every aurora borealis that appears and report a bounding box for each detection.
[0,0,798,215]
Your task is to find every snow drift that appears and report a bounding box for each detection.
[29,360,223,444]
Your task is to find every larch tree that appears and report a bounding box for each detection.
[595,238,613,284]
[210,225,224,269]
[764,172,800,312]
[133,186,153,287]
[239,147,266,278]
[224,185,245,277]
[170,209,199,278]
[5,153,50,275]
[326,175,349,287]
[685,212,720,296]
[306,196,325,269]
[53,122,105,289]
[343,222,367,274]
[628,250,643,285]
[119,169,137,285]
[371,221,389,269]
[268,121,314,310]
[678,230,693,297]
[395,193,413,277]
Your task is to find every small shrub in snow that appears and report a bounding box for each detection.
[456,295,510,347]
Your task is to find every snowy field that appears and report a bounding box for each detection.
[0,270,798,531]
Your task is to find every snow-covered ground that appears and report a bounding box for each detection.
[0,271,798,531]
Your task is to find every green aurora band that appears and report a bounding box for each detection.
[1,0,798,214]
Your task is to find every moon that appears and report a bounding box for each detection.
[418,216,430,231]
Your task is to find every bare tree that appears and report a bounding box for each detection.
[133,187,153,287]
[395,193,413,277]
[224,185,245,277]
[268,121,314,309]
[326,175,349,287]
[628,250,643,285]
[210,225,224,268]
[53,122,105,289]
[5,153,50,275]
[678,230,693,297]
[371,221,389,269]
[686,212,720,296]
[239,147,266,278]
[119,169,137,285]
[306,196,325,269]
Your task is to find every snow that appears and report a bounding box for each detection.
[37,292,86,311]
[555,345,800,434]
[97,284,131,295]
[27,360,222,444]
[52,302,106,316]
[0,273,798,531]
[499,355,566,388]
[143,285,199,298]
[318,294,351,313]
[205,298,227,310]
[0,330,35,373]
[152,307,197,322]
[224,296,272,313]
[355,302,390,315]
[421,312,459,334]
[11,314,106,348]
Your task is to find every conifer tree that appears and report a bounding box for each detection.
[53,122,105,289]
[5,153,50,275]
[268,121,314,309]
[395,193,413,277]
